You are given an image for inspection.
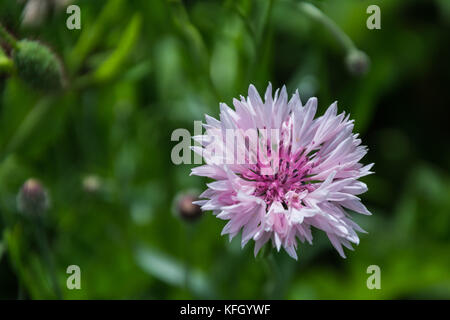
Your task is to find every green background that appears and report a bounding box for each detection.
[0,0,449,299]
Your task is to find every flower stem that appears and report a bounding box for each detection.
[0,24,18,49]
[183,224,194,294]
[297,2,356,53]
[258,0,274,45]
[34,218,62,299]
[261,245,282,299]
[168,0,220,101]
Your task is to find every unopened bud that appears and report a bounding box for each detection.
[17,178,49,216]
[345,49,370,76]
[175,193,202,222]
[13,39,65,91]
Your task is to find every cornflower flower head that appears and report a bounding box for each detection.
[191,84,373,259]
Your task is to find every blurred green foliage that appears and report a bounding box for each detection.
[0,0,449,299]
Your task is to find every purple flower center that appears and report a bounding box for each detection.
[243,147,315,207]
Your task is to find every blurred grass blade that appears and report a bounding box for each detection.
[4,225,53,299]
[169,0,209,70]
[68,0,125,73]
[93,14,142,83]
[135,246,184,286]
[2,96,55,158]
[135,246,215,298]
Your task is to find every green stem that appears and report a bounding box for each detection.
[34,218,62,299]
[228,5,258,49]
[258,0,274,45]
[0,24,18,49]
[168,0,220,101]
[249,0,274,80]
[297,2,356,53]
[183,224,194,294]
[169,0,209,68]
[261,245,282,299]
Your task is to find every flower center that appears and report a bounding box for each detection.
[243,150,314,207]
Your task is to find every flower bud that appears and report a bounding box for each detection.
[175,193,202,222]
[345,49,370,76]
[13,39,65,91]
[17,178,49,216]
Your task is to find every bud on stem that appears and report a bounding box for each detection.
[345,49,370,76]
[0,23,66,90]
[13,40,65,91]
[17,178,49,217]
[175,192,203,222]
[16,178,62,299]
[297,2,370,75]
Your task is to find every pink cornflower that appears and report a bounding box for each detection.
[191,84,373,259]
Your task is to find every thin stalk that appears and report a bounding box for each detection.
[223,0,258,49]
[249,0,274,79]
[258,0,275,45]
[266,252,283,299]
[297,2,356,53]
[183,224,194,294]
[260,244,283,299]
[168,0,220,101]
[34,218,62,299]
